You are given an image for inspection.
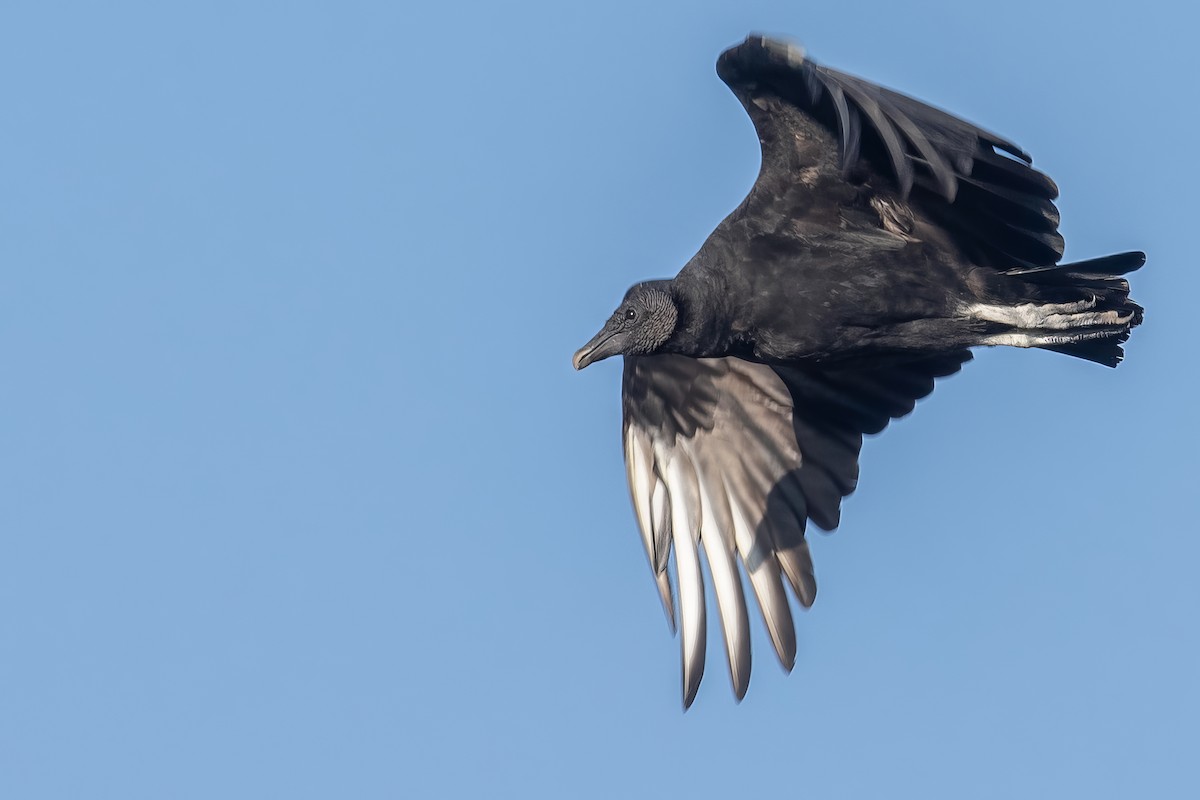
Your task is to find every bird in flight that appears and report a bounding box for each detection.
[573,35,1144,708]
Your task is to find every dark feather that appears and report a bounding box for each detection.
[713,35,1063,275]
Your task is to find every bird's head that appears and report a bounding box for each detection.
[573,281,679,370]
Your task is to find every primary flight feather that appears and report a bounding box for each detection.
[573,35,1144,709]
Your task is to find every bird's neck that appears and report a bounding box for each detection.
[664,274,736,358]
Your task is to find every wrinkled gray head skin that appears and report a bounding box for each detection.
[573,281,679,370]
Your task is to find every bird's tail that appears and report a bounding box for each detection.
[978,251,1145,367]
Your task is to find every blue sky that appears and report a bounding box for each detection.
[2,1,1196,797]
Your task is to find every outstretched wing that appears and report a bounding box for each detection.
[714,35,1063,268]
[622,351,970,708]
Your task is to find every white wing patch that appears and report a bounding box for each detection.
[618,352,965,705]
[622,355,816,708]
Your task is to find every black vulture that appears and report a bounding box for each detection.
[573,35,1145,708]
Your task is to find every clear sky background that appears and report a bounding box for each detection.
[2,1,1196,797]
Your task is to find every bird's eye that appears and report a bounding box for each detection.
[625,308,637,321]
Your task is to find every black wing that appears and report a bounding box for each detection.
[713,35,1063,269]
[622,351,970,707]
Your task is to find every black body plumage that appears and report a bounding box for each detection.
[573,35,1145,708]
